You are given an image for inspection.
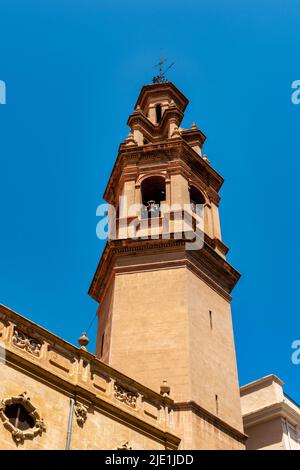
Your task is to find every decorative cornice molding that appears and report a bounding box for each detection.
[12,327,42,357]
[103,139,223,204]
[243,401,300,429]
[88,236,240,304]
[0,304,179,449]
[240,374,284,395]
[134,82,189,113]
[173,401,247,443]
[127,107,184,140]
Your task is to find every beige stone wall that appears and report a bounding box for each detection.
[241,376,284,416]
[174,409,244,450]
[187,270,243,432]
[244,419,284,450]
[0,362,70,450]
[0,305,179,450]
[170,174,190,207]
[108,266,191,401]
[104,265,243,432]
[0,363,167,450]
[96,281,114,362]
[190,412,244,450]
[240,375,300,450]
[98,260,245,448]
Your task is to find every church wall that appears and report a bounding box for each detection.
[170,174,190,207]
[96,252,245,447]
[0,362,70,449]
[0,363,168,450]
[189,411,245,450]
[108,266,191,401]
[173,409,244,450]
[0,305,180,450]
[70,405,165,450]
[96,281,114,363]
[186,270,244,433]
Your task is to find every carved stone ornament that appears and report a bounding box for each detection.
[116,440,132,450]
[12,328,42,357]
[0,392,46,444]
[114,383,137,408]
[74,402,88,426]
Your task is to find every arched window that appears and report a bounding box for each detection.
[155,104,162,124]
[190,186,205,214]
[141,176,166,219]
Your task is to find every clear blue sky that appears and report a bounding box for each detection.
[1,0,299,401]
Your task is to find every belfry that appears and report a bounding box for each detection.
[89,81,245,449]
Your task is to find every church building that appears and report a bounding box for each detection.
[0,80,298,450]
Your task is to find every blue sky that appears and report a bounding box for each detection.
[0,0,299,401]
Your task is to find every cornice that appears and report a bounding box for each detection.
[174,401,247,443]
[127,107,184,140]
[103,139,223,204]
[88,235,240,304]
[134,82,189,112]
[0,304,180,449]
[243,401,300,429]
[4,350,179,449]
[181,128,206,146]
[0,304,174,408]
[240,374,284,395]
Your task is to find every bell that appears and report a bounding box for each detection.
[147,200,157,212]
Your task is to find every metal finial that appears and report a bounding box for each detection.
[152,55,175,84]
[78,332,89,350]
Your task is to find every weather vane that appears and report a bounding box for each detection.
[152,55,175,84]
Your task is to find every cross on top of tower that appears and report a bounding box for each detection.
[152,56,175,84]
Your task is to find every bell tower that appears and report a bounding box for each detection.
[89,81,246,449]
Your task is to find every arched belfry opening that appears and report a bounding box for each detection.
[190,186,205,214]
[141,176,166,218]
[155,104,162,123]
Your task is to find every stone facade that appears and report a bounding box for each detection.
[89,81,246,449]
[241,375,300,450]
[0,305,178,450]
[0,80,270,450]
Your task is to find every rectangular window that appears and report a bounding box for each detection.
[288,423,300,450]
[100,333,105,357]
[215,395,219,415]
[209,310,213,330]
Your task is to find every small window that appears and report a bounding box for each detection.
[155,104,162,124]
[143,138,149,145]
[100,332,105,357]
[209,310,213,330]
[4,404,35,431]
[215,395,219,415]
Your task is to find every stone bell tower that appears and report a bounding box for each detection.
[89,81,246,449]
